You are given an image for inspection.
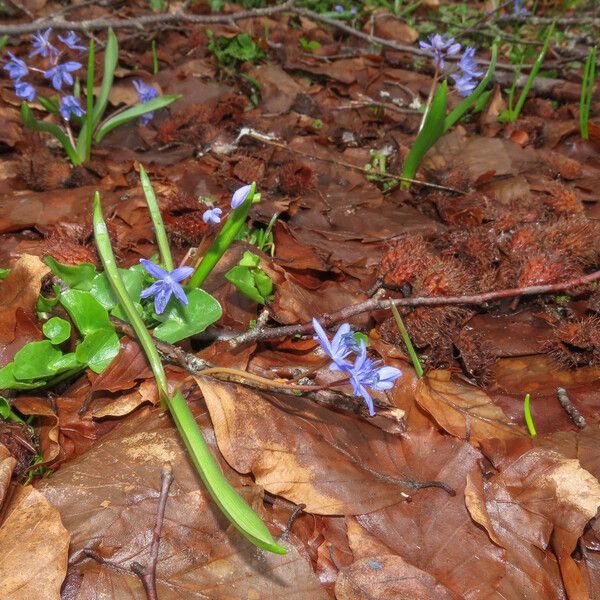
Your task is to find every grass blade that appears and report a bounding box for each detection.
[139,164,173,271]
[523,393,537,437]
[580,46,596,140]
[401,80,447,188]
[76,38,96,163]
[93,191,285,556]
[188,183,256,288]
[94,95,181,142]
[92,28,118,130]
[21,102,81,166]
[390,302,423,378]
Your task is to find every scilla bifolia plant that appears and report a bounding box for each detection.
[400,37,498,187]
[93,186,286,555]
[3,28,179,166]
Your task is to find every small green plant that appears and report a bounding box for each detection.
[207,31,265,76]
[299,37,322,52]
[498,23,555,123]
[523,393,537,437]
[390,303,423,378]
[5,28,179,166]
[400,43,498,187]
[365,149,398,192]
[226,251,274,304]
[580,45,596,140]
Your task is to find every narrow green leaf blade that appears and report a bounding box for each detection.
[95,95,181,142]
[92,27,118,130]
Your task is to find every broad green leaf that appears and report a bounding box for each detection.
[50,352,81,373]
[95,95,181,142]
[225,266,264,303]
[153,288,222,343]
[254,269,273,299]
[189,182,256,288]
[44,257,98,291]
[43,317,71,344]
[0,268,9,280]
[0,363,45,390]
[60,289,113,335]
[37,286,61,314]
[89,268,145,310]
[0,396,27,424]
[401,80,447,188]
[21,103,81,166]
[238,251,260,268]
[76,328,120,373]
[13,340,63,380]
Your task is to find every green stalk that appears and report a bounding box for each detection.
[523,393,537,437]
[151,39,159,75]
[390,302,423,378]
[139,164,173,271]
[188,182,256,288]
[93,191,285,556]
[84,38,95,162]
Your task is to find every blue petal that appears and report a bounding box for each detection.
[140,280,164,299]
[169,266,194,283]
[312,318,333,355]
[170,281,189,306]
[140,258,169,279]
[154,286,172,314]
[231,184,252,209]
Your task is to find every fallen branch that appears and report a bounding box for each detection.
[556,387,587,429]
[225,269,600,347]
[131,462,175,600]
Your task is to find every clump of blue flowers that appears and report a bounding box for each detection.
[312,318,402,416]
[419,34,483,97]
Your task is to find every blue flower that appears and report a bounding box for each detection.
[139,259,194,315]
[30,28,58,59]
[312,318,355,370]
[14,80,36,101]
[513,0,528,16]
[57,31,87,52]
[342,341,402,416]
[231,184,252,209]
[457,47,482,78]
[419,34,461,69]
[44,60,82,90]
[133,80,158,124]
[4,52,29,80]
[334,4,344,11]
[202,207,222,225]
[59,95,85,120]
[452,73,477,97]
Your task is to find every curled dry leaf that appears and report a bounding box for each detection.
[0,485,69,600]
[415,370,527,445]
[0,254,49,343]
[0,443,16,506]
[196,377,446,514]
[38,406,327,599]
[335,555,454,600]
[92,378,158,419]
[467,441,600,600]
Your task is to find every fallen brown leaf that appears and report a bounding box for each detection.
[415,370,527,444]
[0,485,69,600]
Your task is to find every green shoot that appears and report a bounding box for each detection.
[188,183,256,288]
[151,39,159,75]
[523,393,537,437]
[93,191,286,555]
[580,45,596,140]
[390,303,423,378]
[139,165,173,271]
[498,23,555,123]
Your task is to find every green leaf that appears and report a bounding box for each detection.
[153,288,222,343]
[38,96,60,114]
[59,289,113,335]
[0,363,46,390]
[92,28,118,130]
[76,36,96,163]
[95,95,181,142]
[0,396,27,424]
[0,268,9,280]
[21,103,81,166]
[36,286,61,315]
[43,317,71,344]
[76,328,120,373]
[225,266,264,303]
[189,182,256,288]
[139,164,173,270]
[253,269,273,299]
[401,80,448,187]
[44,257,98,291]
[239,251,260,268]
[50,352,81,373]
[13,340,64,380]
[89,267,145,310]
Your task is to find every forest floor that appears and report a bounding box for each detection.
[1,1,600,599]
